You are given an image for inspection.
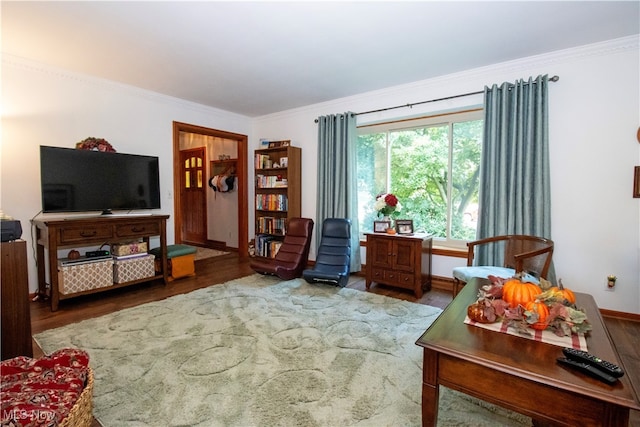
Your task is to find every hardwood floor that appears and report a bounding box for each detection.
[30,253,639,426]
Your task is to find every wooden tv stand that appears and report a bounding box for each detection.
[33,215,169,311]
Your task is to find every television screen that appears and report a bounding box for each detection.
[40,146,161,214]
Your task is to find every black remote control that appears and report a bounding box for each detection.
[563,347,624,378]
[557,358,618,384]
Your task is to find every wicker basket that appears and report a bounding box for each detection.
[60,367,94,427]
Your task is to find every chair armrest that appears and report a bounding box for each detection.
[466,235,511,266]
[513,246,554,276]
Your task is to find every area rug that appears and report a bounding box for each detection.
[34,275,531,426]
[194,247,229,261]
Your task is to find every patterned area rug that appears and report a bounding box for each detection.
[194,246,229,261]
[34,275,531,426]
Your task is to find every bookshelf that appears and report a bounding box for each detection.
[254,143,301,258]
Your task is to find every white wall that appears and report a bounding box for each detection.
[252,36,640,314]
[1,55,252,293]
[3,36,638,314]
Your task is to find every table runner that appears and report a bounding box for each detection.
[464,316,588,351]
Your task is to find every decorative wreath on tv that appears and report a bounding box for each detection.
[75,137,116,152]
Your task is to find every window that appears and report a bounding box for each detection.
[357,109,483,245]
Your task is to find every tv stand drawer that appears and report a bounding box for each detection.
[115,221,160,238]
[59,225,113,244]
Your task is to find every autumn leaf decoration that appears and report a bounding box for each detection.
[467,275,592,337]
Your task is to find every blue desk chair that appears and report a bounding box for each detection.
[303,218,351,287]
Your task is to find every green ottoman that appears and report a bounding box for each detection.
[150,244,197,280]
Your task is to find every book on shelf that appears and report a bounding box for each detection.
[255,154,267,169]
[256,175,288,189]
[255,234,284,258]
[256,217,286,235]
[255,194,288,211]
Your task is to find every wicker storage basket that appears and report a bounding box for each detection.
[111,241,148,256]
[60,367,94,427]
[113,254,155,283]
[58,260,114,294]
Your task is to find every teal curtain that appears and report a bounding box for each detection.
[477,75,555,281]
[316,112,361,272]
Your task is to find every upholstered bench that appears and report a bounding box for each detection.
[150,244,197,281]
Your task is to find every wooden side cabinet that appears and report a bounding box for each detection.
[365,232,432,298]
[1,240,33,360]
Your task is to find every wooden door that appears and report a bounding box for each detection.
[369,236,393,268]
[179,148,207,245]
[392,239,416,272]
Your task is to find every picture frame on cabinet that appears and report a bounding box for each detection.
[395,219,414,235]
[373,220,391,233]
[280,157,288,167]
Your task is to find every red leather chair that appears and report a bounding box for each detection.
[250,218,314,280]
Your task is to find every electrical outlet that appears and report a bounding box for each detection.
[605,277,616,291]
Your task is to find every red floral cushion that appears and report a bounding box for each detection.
[1,349,90,426]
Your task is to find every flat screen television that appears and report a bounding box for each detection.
[40,145,161,215]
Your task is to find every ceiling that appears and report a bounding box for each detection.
[2,1,639,117]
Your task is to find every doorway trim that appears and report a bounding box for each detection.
[172,121,249,258]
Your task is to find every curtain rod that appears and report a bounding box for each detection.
[314,75,559,122]
[355,75,559,117]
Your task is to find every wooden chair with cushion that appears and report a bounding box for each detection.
[452,234,554,297]
[250,217,314,280]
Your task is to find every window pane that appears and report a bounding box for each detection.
[357,133,388,233]
[450,120,482,240]
[389,125,448,238]
[357,109,482,244]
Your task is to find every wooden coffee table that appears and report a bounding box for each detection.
[415,278,640,426]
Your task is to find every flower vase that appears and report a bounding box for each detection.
[383,216,393,229]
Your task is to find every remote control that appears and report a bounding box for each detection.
[562,347,624,378]
[557,358,618,385]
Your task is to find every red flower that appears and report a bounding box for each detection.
[384,193,398,207]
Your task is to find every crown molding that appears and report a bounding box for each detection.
[4,34,637,124]
[1,53,251,122]
[255,35,639,122]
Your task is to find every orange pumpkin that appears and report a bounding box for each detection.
[467,301,496,324]
[550,280,576,304]
[525,300,550,330]
[502,279,542,308]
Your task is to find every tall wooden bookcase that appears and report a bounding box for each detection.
[254,143,301,258]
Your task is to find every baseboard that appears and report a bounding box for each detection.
[600,309,640,322]
[431,275,455,292]
[206,239,228,251]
